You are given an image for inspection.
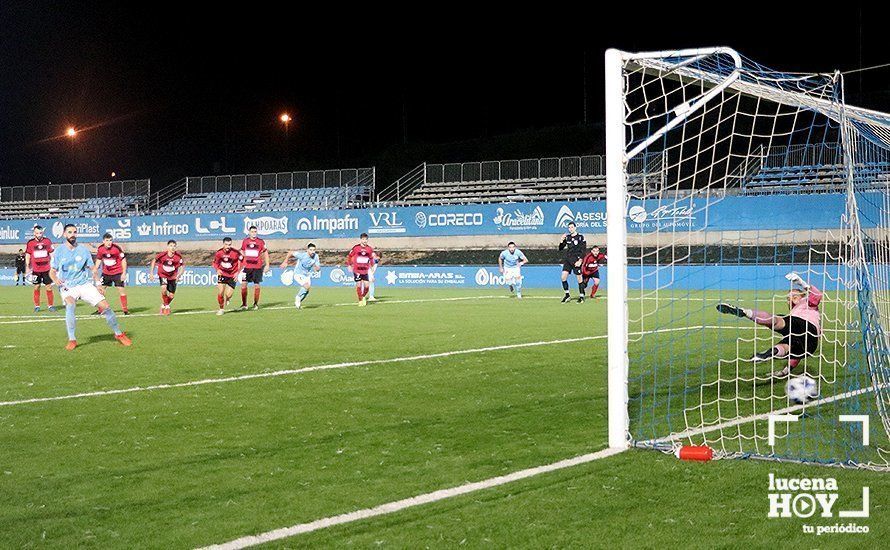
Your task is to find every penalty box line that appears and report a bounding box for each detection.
[0,335,603,408]
[0,325,746,408]
[197,446,627,550]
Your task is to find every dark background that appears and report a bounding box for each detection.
[1,4,887,191]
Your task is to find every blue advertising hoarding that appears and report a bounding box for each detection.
[0,193,855,245]
[0,264,842,291]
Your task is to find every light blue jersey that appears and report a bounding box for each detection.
[51,244,93,287]
[294,251,320,276]
[499,248,527,268]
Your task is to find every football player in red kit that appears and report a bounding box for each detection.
[346,233,375,307]
[93,233,129,314]
[149,240,185,315]
[239,225,270,310]
[580,246,607,298]
[24,225,56,312]
[213,237,243,315]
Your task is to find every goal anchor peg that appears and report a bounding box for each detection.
[675,445,714,462]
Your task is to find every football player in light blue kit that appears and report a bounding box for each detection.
[280,243,321,309]
[498,241,528,299]
[50,224,131,350]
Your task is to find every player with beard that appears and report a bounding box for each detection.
[49,224,131,350]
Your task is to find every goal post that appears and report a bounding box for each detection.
[605,46,890,469]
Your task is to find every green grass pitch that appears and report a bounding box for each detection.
[0,286,886,548]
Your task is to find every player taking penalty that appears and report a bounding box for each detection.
[49,224,131,350]
[498,241,528,299]
[25,224,56,312]
[280,243,320,309]
[346,233,374,306]
[213,237,243,315]
[93,233,129,314]
[149,240,184,316]
[239,225,270,310]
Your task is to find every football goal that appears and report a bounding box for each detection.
[605,47,890,470]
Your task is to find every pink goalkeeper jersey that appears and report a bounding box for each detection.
[791,286,822,334]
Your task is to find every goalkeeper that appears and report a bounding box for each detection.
[716,272,822,377]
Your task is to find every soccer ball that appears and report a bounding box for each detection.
[785,375,819,404]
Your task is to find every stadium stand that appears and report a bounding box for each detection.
[156,186,371,214]
[741,162,890,195]
[378,155,662,205]
[152,168,375,214]
[0,179,150,220]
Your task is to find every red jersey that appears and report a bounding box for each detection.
[156,251,184,280]
[240,237,267,270]
[97,243,126,276]
[25,237,54,273]
[213,248,243,278]
[581,252,607,276]
[347,244,375,275]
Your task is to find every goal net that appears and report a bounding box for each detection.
[605,47,890,470]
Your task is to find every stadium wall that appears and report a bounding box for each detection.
[0,264,842,289]
[0,194,855,253]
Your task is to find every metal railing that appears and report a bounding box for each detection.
[762,143,842,169]
[183,167,375,195]
[424,155,604,185]
[0,179,150,203]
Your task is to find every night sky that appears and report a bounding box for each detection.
[1,4,887,191]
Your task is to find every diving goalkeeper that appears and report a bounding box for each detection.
[716,271,822,377]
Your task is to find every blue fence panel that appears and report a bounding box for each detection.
[0,193,858,244]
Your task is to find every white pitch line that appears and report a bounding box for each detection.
[641,382,889,446]
[0,324,721,408]
[0,323,855,407]
[0,295,518,325]
[198,446,626,550]
[0,335,603,407]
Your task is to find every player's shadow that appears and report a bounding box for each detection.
[262,301,287,308]
[84,331,137,346]
[172,308,201,314]
[126,306,151,313]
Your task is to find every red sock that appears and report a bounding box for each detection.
[33,288,40,306]
[253,286,261,305]
[46,290,54,306]
[362,284,369,298]
[161,293,169,306]
[217,294,225,308]
[120,294,128,311]
[590,283,599,298]
[241,286,248,306]
[356,285,363,300]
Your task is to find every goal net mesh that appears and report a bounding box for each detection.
[617,49,890,469]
